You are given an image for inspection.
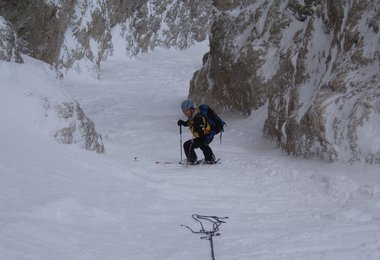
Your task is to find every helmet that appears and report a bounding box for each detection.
[181,99,194,111]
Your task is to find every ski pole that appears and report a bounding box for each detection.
[180,125,183,161]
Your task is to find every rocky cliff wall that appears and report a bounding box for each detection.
[0,0,211,153]
[190,0,380,163]
[120,0,212,56]
[3,0,378,163]
[0,0,212,73]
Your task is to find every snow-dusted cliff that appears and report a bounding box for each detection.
[0,0,212,74]
[0,8,105,153]
[1,0,379,162]
[0,17,22,63]
[0,56,104,153]
[190,0,380,163]
[1,0,212,152]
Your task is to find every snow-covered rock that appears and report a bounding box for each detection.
[190,0,380,163]
[0,16,22,63]
[120,0,213,56]
[0,57,104,153]
[0,1,66,64]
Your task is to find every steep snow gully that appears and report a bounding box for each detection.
[1,42,380,259]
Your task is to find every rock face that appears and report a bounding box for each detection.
[0,17,22,63]
[0,1,106,153]
[0,0,211,153]
[0,0,67,64]
[2,0,378,163]
[38,94,105,154]
[0,0,212,72]
[190,0,380,163]
[0,57,105,153]
[121,0,213,56]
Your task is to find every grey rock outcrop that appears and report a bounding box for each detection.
[0,0,67,64]
[122,0,213,56]
[55,101,105,153]
[0,16,22,62]
[24,65,105,154]
[190,0,380,163]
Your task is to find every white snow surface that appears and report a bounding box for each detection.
[1,42,380,260]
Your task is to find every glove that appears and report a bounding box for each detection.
[177,119,187,126]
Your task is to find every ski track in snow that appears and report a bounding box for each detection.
[1,42,380,259]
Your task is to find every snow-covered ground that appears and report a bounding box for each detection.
[1,42,380,260]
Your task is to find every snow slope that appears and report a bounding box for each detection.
[1,42,380,259]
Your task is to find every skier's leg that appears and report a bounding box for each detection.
[184,139,197,163]
[200,143,215,162]
[199,137,215,162]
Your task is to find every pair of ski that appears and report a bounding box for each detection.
[156,158,220,166]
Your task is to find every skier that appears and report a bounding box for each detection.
[177,99,217,164]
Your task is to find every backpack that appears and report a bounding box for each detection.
[199,104,226,135]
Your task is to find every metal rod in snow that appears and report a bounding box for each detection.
[181,214,228,260]
[210,236,215,260]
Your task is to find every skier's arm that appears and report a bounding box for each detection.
[177,119,188,127]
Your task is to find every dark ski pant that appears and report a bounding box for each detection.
[184,137,215,163]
